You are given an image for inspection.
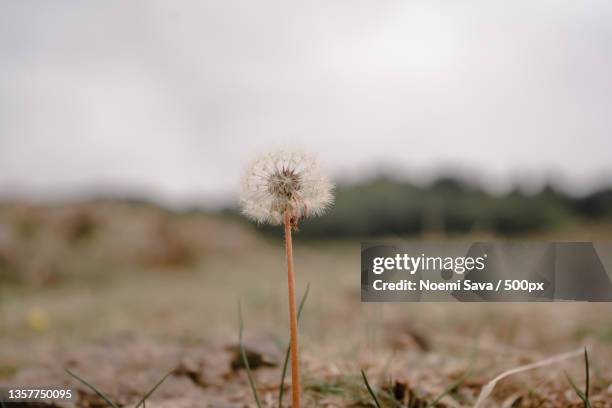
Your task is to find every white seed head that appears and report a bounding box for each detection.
[240,150,334,225]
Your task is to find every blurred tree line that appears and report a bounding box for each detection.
[227,176,612,238]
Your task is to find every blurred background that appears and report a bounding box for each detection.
[1,1,612,406]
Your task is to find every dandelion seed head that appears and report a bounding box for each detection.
[240,150,334,225]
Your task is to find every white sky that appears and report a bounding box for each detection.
[1,1,612,206]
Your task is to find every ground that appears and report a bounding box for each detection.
[1,202,611,407]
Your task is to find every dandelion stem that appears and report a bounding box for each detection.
[279,282,310,408]
[284,210,300,408]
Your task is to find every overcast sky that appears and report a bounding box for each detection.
[1,1,611,206]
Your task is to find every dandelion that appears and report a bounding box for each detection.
[241,150,333,228]
[240,149,333,408]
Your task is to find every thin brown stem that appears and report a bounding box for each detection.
[284,210,300,408]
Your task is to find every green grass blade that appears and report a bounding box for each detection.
[279,282,310,408]
[133,369,175,408]
[565,348,592,408]
[584,347,590,406]
[425,335,478,408]
[361,369,383,408]
[425,368,471,408]
[65,368,119,408]
[238,299,263,408]
[565,372,588,404]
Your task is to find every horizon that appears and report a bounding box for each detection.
[1,168,610,211]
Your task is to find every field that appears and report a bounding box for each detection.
[1,201,612,407]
